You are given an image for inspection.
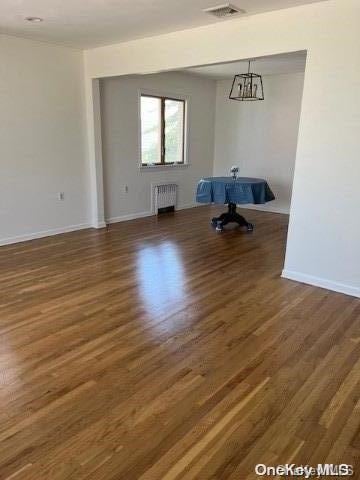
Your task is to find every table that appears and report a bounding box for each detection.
[196,176,275,231]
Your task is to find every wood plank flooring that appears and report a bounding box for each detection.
[0,206,359,480]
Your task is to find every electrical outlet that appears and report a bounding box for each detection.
[58,192,65,201]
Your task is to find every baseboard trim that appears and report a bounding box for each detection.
[92,221,107,229]
[0,223,92,247]
[106,204,200,224]
[240,205,290,215]
[106,211,153,224]
[177,203,200,211]
[282,269,360,298]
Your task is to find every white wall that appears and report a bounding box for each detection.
[214,72,305,214]
[100,72,216,221]
[0,35,90,245]
[85,0,360,298]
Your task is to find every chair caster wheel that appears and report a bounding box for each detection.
[247,223,254,232]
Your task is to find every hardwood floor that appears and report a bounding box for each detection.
[0,206,359,480]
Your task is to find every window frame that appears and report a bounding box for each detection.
[139,93,187,167]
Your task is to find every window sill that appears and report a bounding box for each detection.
[140,163,190,171]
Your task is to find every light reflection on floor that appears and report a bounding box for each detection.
[136,242,186,317]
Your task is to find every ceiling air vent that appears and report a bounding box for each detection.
[203,3,245,18]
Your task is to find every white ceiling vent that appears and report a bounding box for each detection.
[203,3,245,18]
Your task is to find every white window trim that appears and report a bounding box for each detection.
[137,88,190,169]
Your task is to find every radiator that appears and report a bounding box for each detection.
[153,183,178,214]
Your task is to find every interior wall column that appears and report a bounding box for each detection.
[85,76,106,228]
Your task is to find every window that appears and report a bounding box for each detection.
[140,94,185,166]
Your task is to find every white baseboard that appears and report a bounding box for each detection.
[0,223,92,247]
[106,204,200,225]
[92,221,107,229]
[240,204,290,215]
[282,269,360,298]
[0,204,200,246]
[177,203,200,211]
[106,211,153,224]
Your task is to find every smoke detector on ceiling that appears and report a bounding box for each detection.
[203,3,245,18]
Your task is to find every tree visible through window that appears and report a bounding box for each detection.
[140,94,185,165]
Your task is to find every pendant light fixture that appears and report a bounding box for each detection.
[229,61,264,101]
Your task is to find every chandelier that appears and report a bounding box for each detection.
[229,61,264,101]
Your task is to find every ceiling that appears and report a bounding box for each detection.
[183,52,307,79]
[0,0,327,50]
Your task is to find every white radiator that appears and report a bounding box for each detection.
[153,183,178,214]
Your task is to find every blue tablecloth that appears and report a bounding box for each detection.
[196,177,275,205]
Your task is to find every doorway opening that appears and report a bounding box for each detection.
[98,50,307,266]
